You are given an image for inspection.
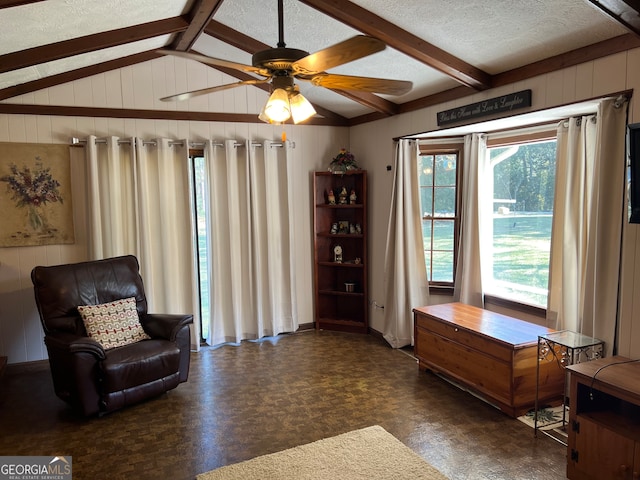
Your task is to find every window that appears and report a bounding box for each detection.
[484,135,557,307]
[190,151,209,343]
[417,144,461,287]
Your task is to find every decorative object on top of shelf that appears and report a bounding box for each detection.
[350,190,357,204]
[338,186,348,204]
[328,148,359,174]
[327,189,336,205]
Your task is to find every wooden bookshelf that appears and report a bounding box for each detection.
[313,170,368,333]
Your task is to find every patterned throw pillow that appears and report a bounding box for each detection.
[78,297,150,350]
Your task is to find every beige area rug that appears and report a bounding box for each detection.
[196,425,449,480]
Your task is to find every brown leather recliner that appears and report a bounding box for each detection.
[31,255,193,416]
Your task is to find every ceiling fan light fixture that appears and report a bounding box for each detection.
[289,91,316,124]
[262,88,291,123]
[158,0,411,120]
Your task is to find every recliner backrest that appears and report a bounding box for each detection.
[31,255,148,335]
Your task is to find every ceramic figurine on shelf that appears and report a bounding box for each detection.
[327,189,336,205]
[350,223,356,234]
[350,189,357,204]
[355,223,361,234]
[330,223,338,234]
[338,187,348,204]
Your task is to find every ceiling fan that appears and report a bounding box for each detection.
[158,0,412,123]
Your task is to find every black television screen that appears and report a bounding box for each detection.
[629,122,640,224]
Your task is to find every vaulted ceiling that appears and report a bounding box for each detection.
[1,0,639,127]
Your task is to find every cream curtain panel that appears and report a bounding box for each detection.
[204,140,298,346]
[547,98,628,355]
[382,139,429,348]
[454,133,488,307]
[85,136,199,350]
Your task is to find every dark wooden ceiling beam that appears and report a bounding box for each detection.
[204,19,267,52]
[172,0,226,51]
[1,25,634,128]
[0,0,46,8]
[584,0,640,36]
[0,16,188,74]
[349,33,639,125]
[204,20,398,115]
[0,103,347,126]
[0,51,163,101]
[0,2,636,127]
[298,0,492,91]
[492,33,640,88]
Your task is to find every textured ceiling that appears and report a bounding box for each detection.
[0,0,634,123]
[0,0,191,53]
[198,0,627,117]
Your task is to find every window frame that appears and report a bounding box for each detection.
[484,127,558,312]
[189,148,208,344]
[418,142,463,294]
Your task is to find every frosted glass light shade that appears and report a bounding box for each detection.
[263,88,291,123]
[290,92,317,124]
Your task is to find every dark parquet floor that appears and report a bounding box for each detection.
[0,330,567,480]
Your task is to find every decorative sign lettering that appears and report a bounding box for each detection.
[437,89,532,126]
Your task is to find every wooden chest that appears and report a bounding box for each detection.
[413,302,564,417]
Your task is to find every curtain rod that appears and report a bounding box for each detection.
[69,138,293,148]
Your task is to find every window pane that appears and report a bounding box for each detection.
[434,186,456,216]
[420,187,433,216]
[419,155,434,186]
[486,140,556,307]
[435,154,456,186]
[433,220,454,251]
[432,250,454,282]
[491,215,551,305]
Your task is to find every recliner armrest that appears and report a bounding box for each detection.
[140,313,193,341]
[44,332,106,360]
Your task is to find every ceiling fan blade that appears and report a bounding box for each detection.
[160,79,270,102]
[310,74,412,96]
[292,35,386,75]
[157,49,270,76]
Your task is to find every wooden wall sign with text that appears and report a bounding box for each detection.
[437,89,532,126]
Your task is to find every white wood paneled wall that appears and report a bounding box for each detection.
[0,56,349,364]
[351,48,640,358]
[2,48,640,364]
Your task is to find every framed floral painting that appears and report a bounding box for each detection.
[0,142,75,247]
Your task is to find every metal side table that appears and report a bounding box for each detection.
[534,330,604,445]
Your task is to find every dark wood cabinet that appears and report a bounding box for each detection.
[567,356,640,480]
[313,170,368,333]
